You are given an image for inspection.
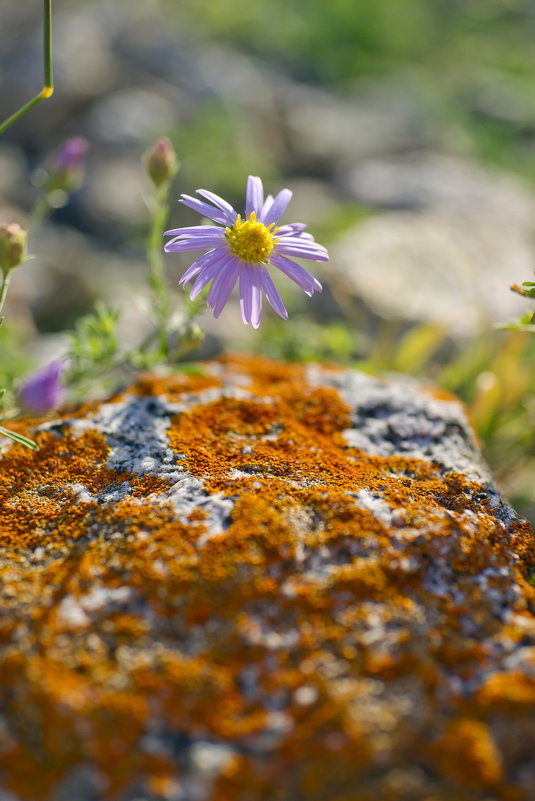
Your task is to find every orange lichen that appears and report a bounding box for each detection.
[0,354,533,801]
[431,718,503,788]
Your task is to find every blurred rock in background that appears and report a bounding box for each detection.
[1,0,534,345]
[332,154,535,336]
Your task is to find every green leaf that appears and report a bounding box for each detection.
[0,425,38,450]
[392,322,449,375]
[497,309,535,332]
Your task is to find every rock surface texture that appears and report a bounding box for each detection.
[0,355,534,801]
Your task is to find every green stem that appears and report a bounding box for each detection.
[0,271,12,321]
[44,0,53,89]
[0,0,54,136]
[27,194,54,237]
[147,185,173,356]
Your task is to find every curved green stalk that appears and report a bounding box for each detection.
[0,271,12,322]
[0,0,54,135]
[0,426,38,450]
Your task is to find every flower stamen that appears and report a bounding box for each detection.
[225,212,277,264]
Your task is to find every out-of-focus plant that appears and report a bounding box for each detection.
[0,224,38,449]
[61,137,207,401]
[0,0,54,135]
[144,137,181,358]
[19,362,64,417]
[499,276,535,334]
[0,223,26,324]
[0,133,209,440]
[30,137,90,230]
[256,317,366,363]
[65,303,121,397]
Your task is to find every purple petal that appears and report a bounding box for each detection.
[179,248,227,287]
[274,241,329,262]
[276,234,328,251]
[196,189,237,223]
[260,194,274,222]
[164,225,224,236]
[239,265,263,328]
[208,259,241,317]
[179,195,229,225]
[260,268,288,320]
[269,253,323,296]
[263,188,293,227]
[19,362,64,415]
[239,265,253,325]
[251,272,263,328]
[189,251,232,300]
[164,237,227,253]
[246,176,264,218]
[52,137,89,174]
[207,256,234,306]
[276,223,308,236]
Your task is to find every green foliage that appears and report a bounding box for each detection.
[500,312,535,334]
[498,279,535,332]
[0,331,36,452]
[257,317,366,363]
[176,102,277,201]
[177,0,535,83]
[66,302,120,385]
[172,0,535,179]
[0,324,32,391]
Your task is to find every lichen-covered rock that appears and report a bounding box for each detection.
[0,355,534,801]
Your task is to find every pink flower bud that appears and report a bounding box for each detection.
[144,137,179,189]
[0,223,26,273]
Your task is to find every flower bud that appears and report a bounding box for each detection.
[0,223,27,273]
[46,137,89,194]
[19,362,64,416]
[174,322,205,359]
[144,137,179,189]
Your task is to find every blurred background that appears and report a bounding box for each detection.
[1,0,535,520]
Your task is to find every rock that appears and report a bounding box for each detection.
[1,355,534,800]
[332,154,535,335]
[341,153,535,216]
[277,78,434,172]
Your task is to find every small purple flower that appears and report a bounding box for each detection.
[164,176,327,328]
[19,362,64,416]
[52,137,89,173]
[47,137,89,194]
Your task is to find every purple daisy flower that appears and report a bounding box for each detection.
[19,362,64,416]
[164,175,327,328]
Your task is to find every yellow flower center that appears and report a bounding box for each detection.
[225,212,277,263]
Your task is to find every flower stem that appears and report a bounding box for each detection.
[27,195,55,237]
[147,185,173,356]
[0,0,54,136]
[0,271,12,323]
